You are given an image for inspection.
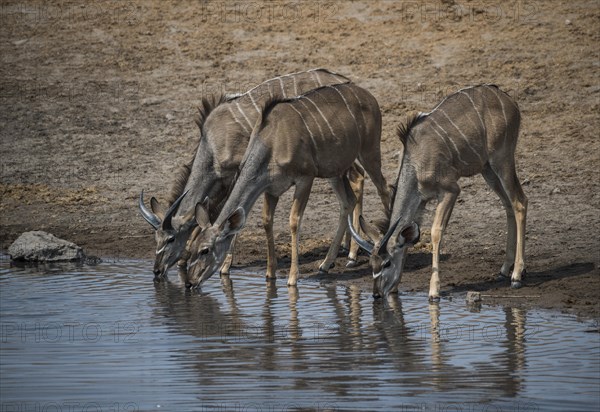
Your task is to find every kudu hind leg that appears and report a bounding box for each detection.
[318,176,357,274]
[345,164,365,266]
[358,154,391,212]
[494,163,528,288]
[482,164,517,279]
[288,179,313,286]
[263,193,280,279]
[429,184,460,301]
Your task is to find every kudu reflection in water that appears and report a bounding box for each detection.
[152,276,527,399]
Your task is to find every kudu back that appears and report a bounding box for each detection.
[349,84,527,300]
[139,69,352,281]
[185,83,391,288]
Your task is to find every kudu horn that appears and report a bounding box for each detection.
[347,215,374,255]
[162,189,190,230]
[139,190,161,230]
[379,216,402,252]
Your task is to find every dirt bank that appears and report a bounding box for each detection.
[1,1,598,320]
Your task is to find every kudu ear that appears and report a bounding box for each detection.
[219,207,246,238]
[194,202,210,227]
[399,222,420,246]
[358,216,383,243]
[150,197,165,220]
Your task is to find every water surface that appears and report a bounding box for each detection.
[1,258,598,411]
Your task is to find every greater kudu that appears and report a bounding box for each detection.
[349,84,527,300]
[185,83,391,289]
[139,69,352,282]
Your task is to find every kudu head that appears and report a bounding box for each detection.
[184,204,245,289]
[348,215,420,299]
[139,189,196,281]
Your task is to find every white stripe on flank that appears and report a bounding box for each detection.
[293,76,298,96]
[427,123,453,162]
[342,84,367,130]
[330,86,360,137]
[311,70,323,86]
[459,90,486,133]
[430,116,470,167]
[303,96,336,138]
[227,105,251,134]
[235,101,254,129]
[297,99,325,137]
[289,104,318,151]
[438,108,485,164]
[278,77,287,98]
[249,91,260,113]
[487,85,508,142]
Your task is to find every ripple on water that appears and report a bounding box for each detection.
[0,259,598,411]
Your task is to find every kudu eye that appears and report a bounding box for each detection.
[383,260,391,269]
[166,237,175,243]
[200,248,209,256]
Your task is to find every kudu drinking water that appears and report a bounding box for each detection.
[185,83,391,289]
[138,69,353,282]
[349,84,527,300]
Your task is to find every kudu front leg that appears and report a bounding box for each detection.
[219,235,237,276]
[429,186,459,301]
[177,248,191,283]
[318,176,357,274]
[262,193,279,280]
[288,179,313,286]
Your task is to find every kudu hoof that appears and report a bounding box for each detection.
[318,262,335,274]
[511,281,522,289]
[496,272,510,282]
[345,259,358,268]
[428,295,441,303]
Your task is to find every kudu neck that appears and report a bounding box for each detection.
[175,139,219,221]
[214,158,270,228]
[389,153,422,239]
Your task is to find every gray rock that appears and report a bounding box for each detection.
[8,231,85,262]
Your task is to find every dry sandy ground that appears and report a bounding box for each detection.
[1,1,598,320]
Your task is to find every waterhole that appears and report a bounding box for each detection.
[0,258,598,411]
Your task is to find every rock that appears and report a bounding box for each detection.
[8,231,85,262]
[466,291,482,304]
